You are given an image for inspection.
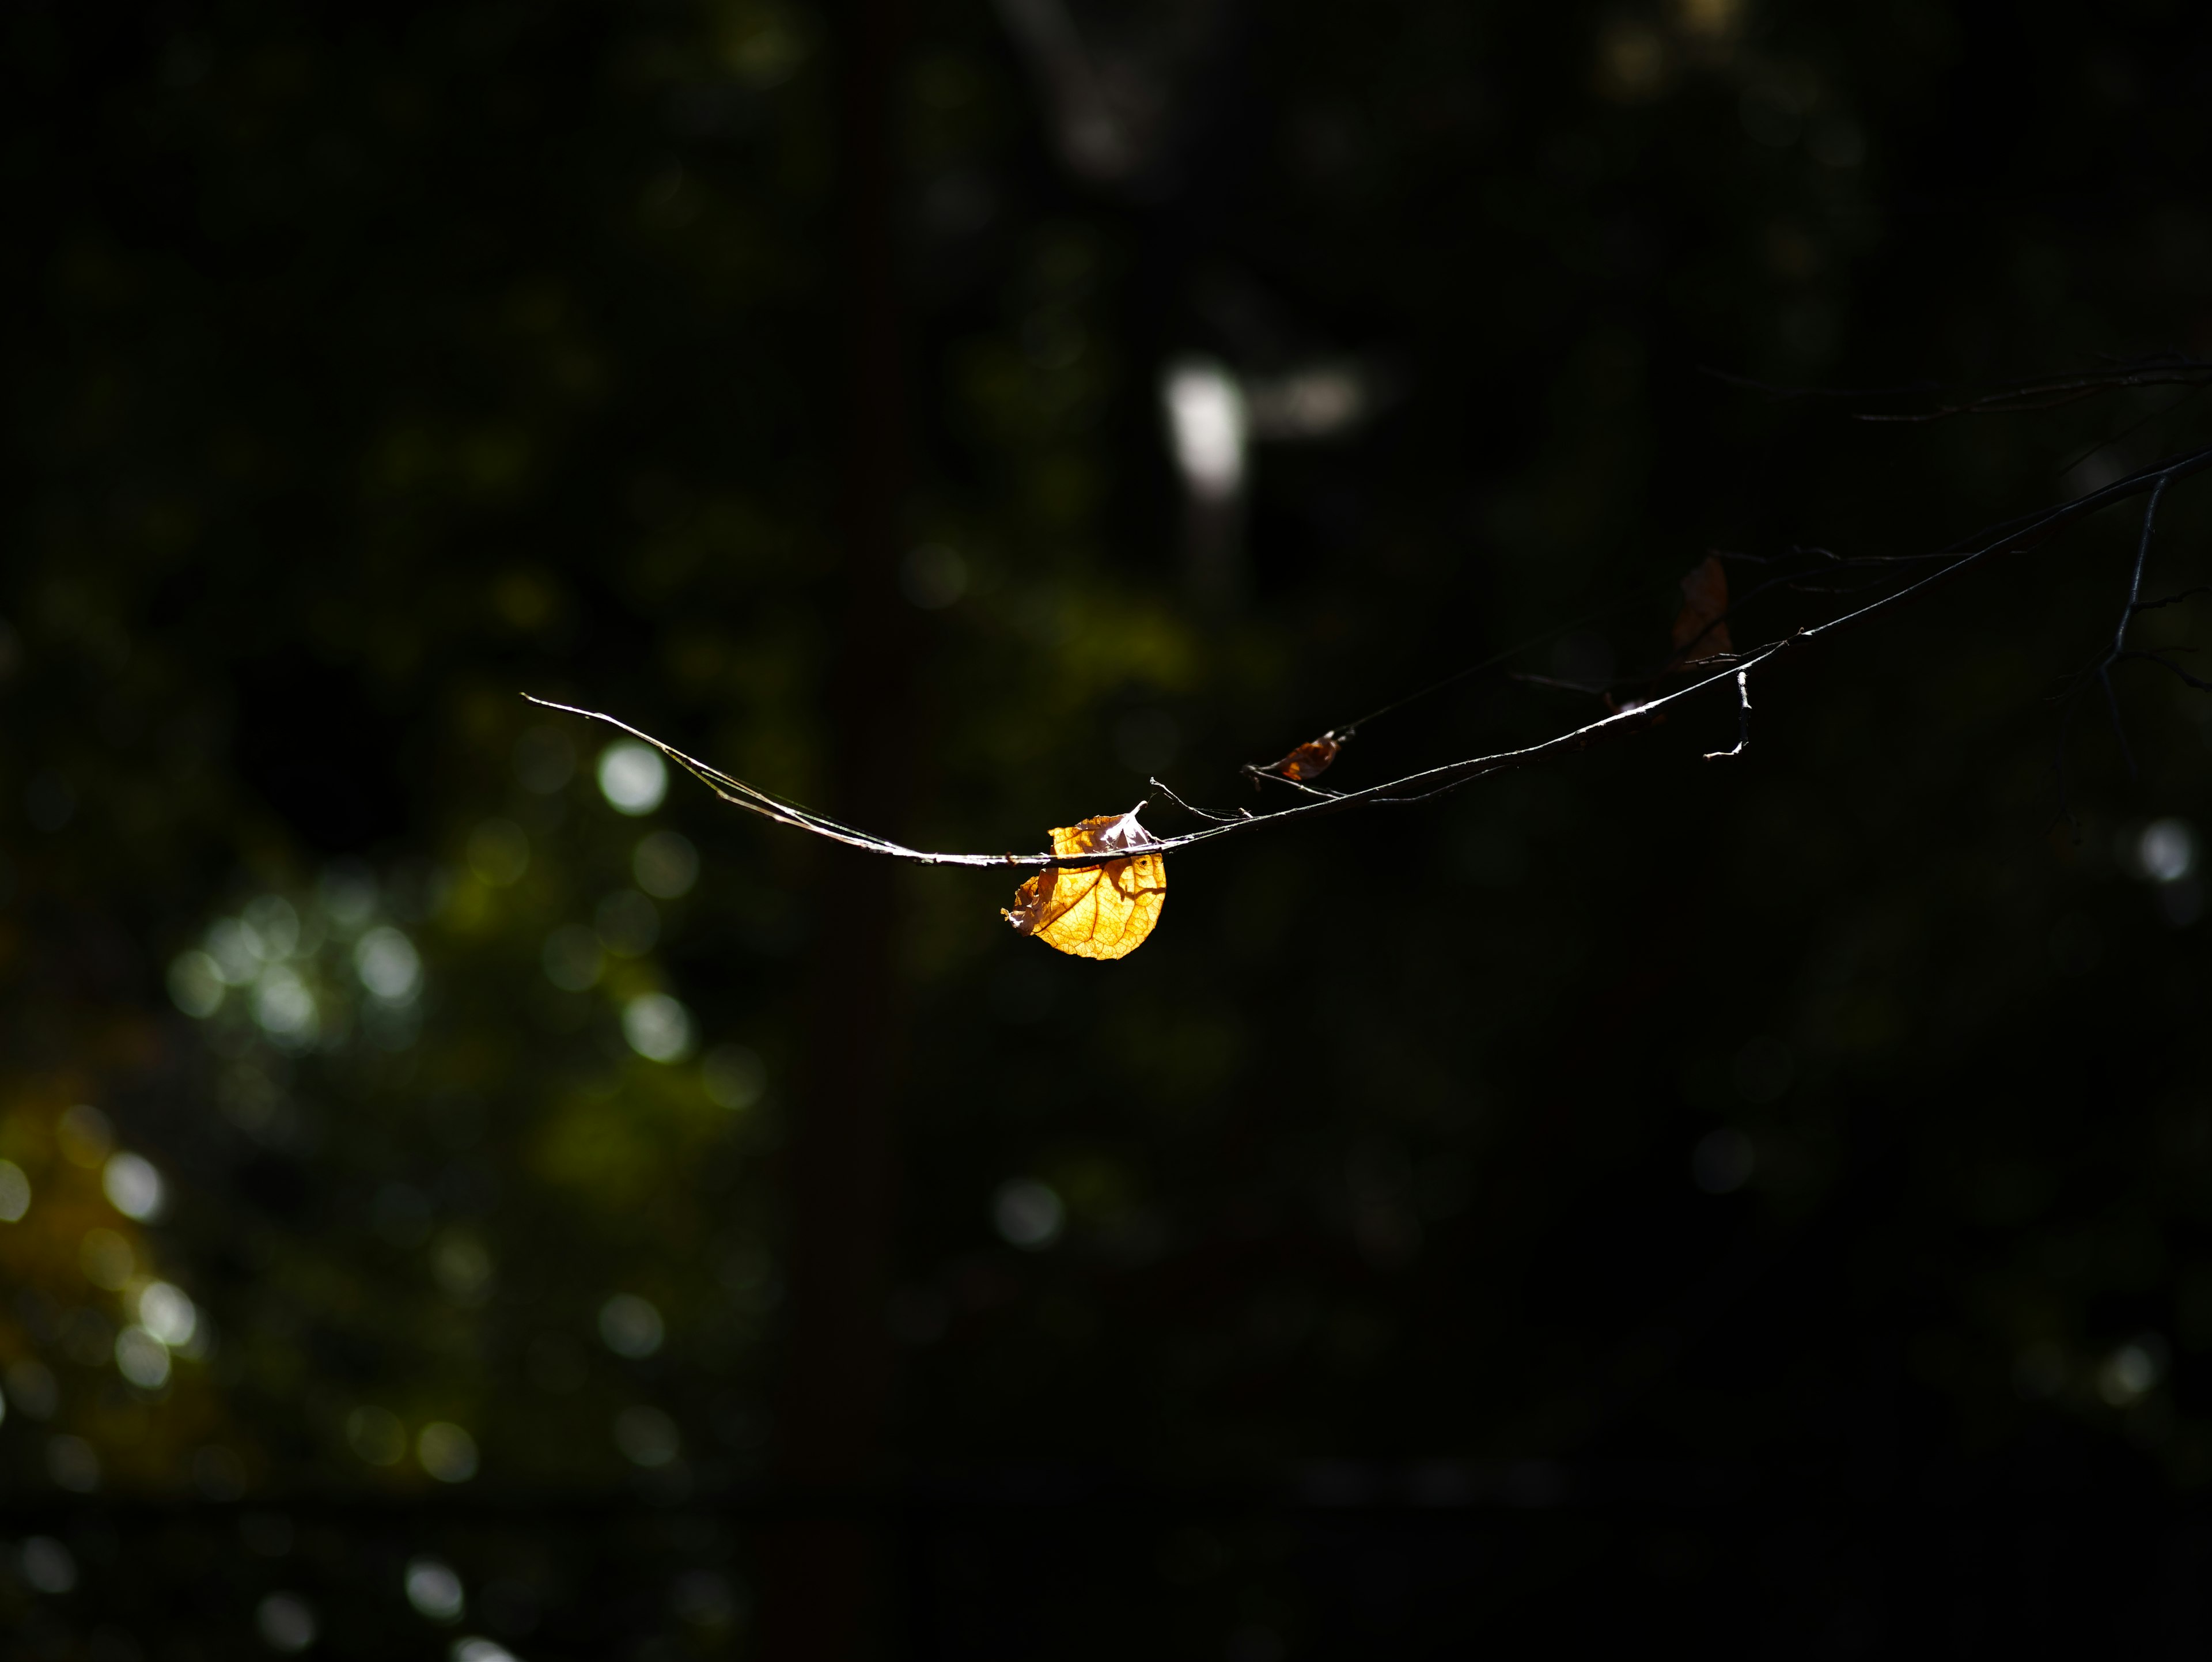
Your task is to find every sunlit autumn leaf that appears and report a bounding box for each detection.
[1002,807,1166,960]
[1252,731,1345,782]
[1672,555,1734,662]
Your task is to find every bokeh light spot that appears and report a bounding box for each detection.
[992,1179,1064,1250]
[2099,1337,2167,1405]
[0,1158,29,1222]
[900,543,968,609]
[416,1421,480,1483]
[623,993,695,1063]
[599,1293,665,1358]
[632,830,699,898]
[138,1281,198,1347]
[20,1535,77,1593]
[433,1231,496,1306]
[103,1151,165,1221]
[115,1324,172,1390]
[406,1557,466,1622]
[319,860,378,931]
[346,1405,408,1466]
[243,894,301,959]
[726,7,808,86]
[702,1044,765,1111]
[597,741,668,815]
[253,966,319,1045]
[206,918,262,985]
[2138,818,2197,884]
[356,926,423,1003]
[1692,1128,1756,1195]
[671,1568,739,1627]
[257,1592,317,1653]
[614,1404,681,1467]
[1162,357,1247,502]
[168,949,226,1017]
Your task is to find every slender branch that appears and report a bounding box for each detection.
[2120,650,2212,691]
[1862,376,2208,422]
[2053,377,2211,482]
[2115,474,2169,658]
[1703,671,1752,761]
[1705,353,2212,422]
[1249,771,1348,802]
[2133,585,2212,614]
[1146,778,1240,824]
[2053,469,2175,782]
[525,445,2212,873]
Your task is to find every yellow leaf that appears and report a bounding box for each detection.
[1002,808,1166,960]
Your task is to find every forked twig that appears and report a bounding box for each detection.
[1703,670,1753,762]
[2132,586,2212,614]
[2054,469,2177,786]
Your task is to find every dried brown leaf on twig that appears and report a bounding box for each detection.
[1671,555,1734,663]
[1002,807,1167,960]
[1249,731,1346,784]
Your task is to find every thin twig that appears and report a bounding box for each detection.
[527,446,2212,873]
[1248,771,1347,802]
[1703,671,1752,761]
[1146,778,1238,824]
[2115,474,2169,658]
[1699,353,2212,422]
[2053,378,2211,483]
[2120,650,2212,691]
[2059,469,2174,780]
[2133,585,2212,613]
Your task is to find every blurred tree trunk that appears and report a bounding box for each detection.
[760,0,912,1656]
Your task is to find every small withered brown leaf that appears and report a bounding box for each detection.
[1671,555,1734,663]
[1002,808,1166,960]
[1253,732,1344,782]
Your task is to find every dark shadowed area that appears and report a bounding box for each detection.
[6,1,2212,1656]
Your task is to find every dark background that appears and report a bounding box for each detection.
[5,0,2212,1655]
